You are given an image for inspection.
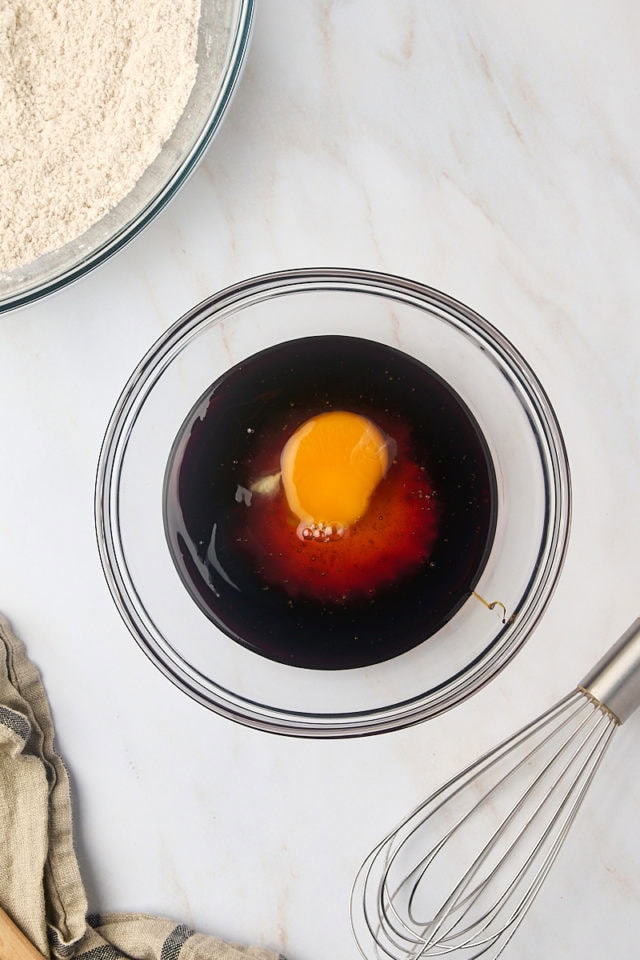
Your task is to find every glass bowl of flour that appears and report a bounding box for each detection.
[0,0,253,313]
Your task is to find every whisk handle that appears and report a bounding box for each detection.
[579,618,640,723]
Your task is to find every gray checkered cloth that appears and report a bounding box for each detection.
[0,614,284,960]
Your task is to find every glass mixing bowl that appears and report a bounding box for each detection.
[0,0,253,314]
[95,268,571,737]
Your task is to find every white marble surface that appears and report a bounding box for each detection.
[1,1,639,958]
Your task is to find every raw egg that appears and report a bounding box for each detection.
[280,410,389,540]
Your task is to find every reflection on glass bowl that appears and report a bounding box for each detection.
[95,268,571,738]
[0,0,253,314]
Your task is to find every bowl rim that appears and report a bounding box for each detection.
[0,0,255,315]
[94,267,572,737]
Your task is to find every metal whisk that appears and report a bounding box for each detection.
[351,618,640,959]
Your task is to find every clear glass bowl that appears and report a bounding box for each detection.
[0,0,253,314]
[95,268,571,737]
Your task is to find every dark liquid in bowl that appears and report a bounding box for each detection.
[163,336,497,669]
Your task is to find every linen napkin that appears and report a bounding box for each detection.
[0,614,283,960]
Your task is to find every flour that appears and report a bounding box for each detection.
[0,0,200,271]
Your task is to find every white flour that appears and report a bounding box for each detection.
[0,0,200,271]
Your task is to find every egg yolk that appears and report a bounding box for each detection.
[280,410,389,540]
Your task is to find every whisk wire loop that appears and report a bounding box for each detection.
[406,695,598,918]
[418,700,617,956]
[352,690,619,960]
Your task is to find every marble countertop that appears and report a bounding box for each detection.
[1,1,639,957]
